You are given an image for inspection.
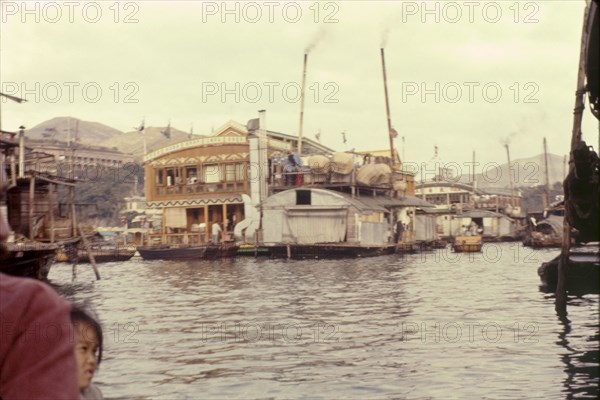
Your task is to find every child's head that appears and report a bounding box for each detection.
[71,306,103,391]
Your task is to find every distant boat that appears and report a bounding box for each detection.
[77,244,136,263]
[452,235,482,252]
[523,201,565,248]
[525,214,564,248]
[137,242,239,261]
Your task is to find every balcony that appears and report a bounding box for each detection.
[155,180,249,198]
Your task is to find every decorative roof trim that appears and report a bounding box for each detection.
[147,196,244,207]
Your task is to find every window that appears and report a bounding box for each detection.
[237,163,247,181]
[426,194,447,205]
[186,166,198,184]
[157,169,164,185]
[449,194,462,204]
[166,168,176,186]
[203,164,221,183]
[225,164,236,182]
[296,190,311,205]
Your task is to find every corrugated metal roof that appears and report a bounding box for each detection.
[340,195,388,213]
[337,193,435,212]
[262,188,434,214]
[458,210,508,218]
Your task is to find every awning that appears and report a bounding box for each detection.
[393,196,436,208]
[341,193,435,211]
[458,210,507,219]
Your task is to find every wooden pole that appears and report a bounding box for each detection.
[72,254,78,281]
[49,183,55,243]
[69,186,77,238]
[556,0,592,316]
[78,225,101,280]
[18,128,25,178]
[203,205,209,243]
[472,150,476,189]
[9,153,16,186]
[162,207,167,243]
[28,176,35,239]
[505,144,515,207]
[543,137,550,210]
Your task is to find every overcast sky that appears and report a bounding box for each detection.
[1,0,597,170]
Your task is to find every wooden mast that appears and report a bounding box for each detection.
[556,0,592,316]
[543,137,550,210]
[504,144,515,207]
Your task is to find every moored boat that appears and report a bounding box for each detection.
[1,241,58,280]
[265,243,396,260]
[1,123,82,279]
[75,231,136,263]
[137,242,238,261]
[77,245,136,263]
[538,244,599,294]
[452,235,482,252]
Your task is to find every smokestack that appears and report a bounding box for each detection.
[381,48,396,165]
[297,53,308,155]
[258,109,267,133]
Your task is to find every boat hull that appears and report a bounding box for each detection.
[0,243,57,280]
[452,235,482,252]
[77,248,136,263]
[263,244,396,259]
[137,244,238,260]
[538,247,600,294]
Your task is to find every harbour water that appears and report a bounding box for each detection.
[49,243,599,399]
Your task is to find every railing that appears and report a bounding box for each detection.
[147,232,207,246]
[270,168,356,189]
[155,181,248,197]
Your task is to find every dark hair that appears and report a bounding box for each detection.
[70,305,103,365]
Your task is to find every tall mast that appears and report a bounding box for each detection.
[472,150,476,189]
[543,137,550,209]
[505,144,515,207]
[557,0,593,315]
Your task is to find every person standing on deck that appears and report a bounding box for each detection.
[284,152,297,186]
[211,222,222,245]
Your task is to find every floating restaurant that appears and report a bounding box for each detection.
[140,47,436,258]
[142,118,331,247]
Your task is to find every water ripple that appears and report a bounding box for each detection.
[48,244,598,399]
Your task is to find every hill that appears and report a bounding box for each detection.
[26,117,124,145]
[102,126,197,159]
[453,153,567,189]
[25,116,201,159]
